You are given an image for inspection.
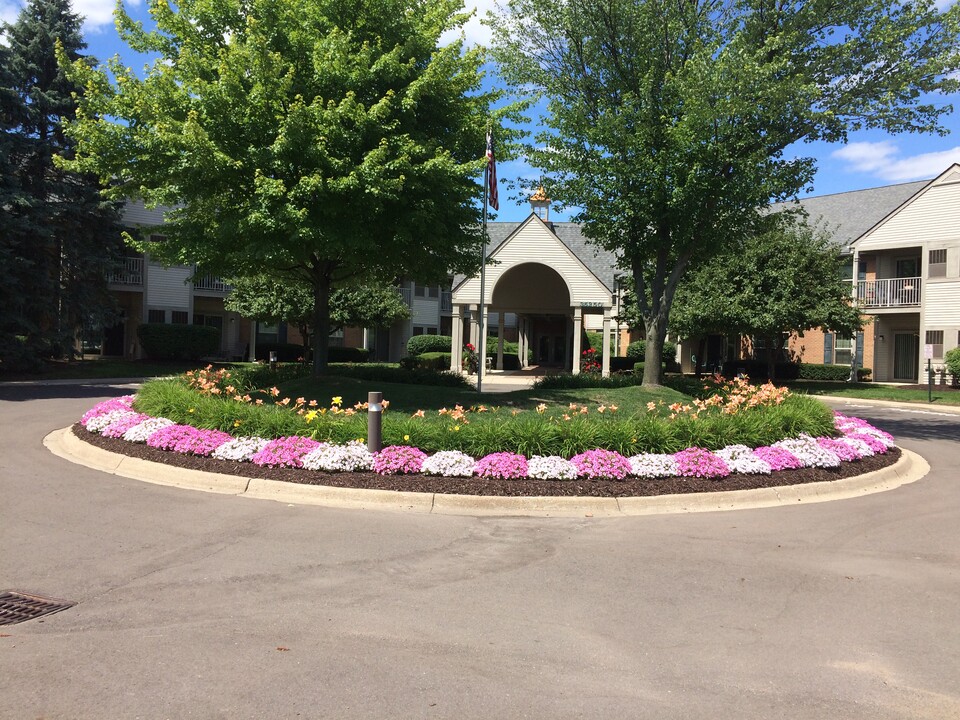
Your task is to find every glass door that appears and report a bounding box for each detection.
[893,333,919,382]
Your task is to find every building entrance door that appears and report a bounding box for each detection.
[893,333,919,382]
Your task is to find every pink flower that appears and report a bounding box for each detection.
[474,452,528,479]
[373,445,427,474]
[570,449,632,480]
[251,436,322,468]
[674,448,729,479]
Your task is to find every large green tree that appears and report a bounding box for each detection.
[60,0,515,375]
[1,0,125,369]
[224,273,411,356]
[667,218,864,380]
[490,0,960,386]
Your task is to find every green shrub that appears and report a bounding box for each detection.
[797,363,872,381]
[944,347,960,382]
[254,342,307,362]
[720,359,800,381]
[332,364,473,388]
[411,351,452,371]
[406,335,452,356]
[136,378,835,457]
[328,346,369,363]
[626,339,677,361]
[137,323,219,360]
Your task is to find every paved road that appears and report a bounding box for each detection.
[2,384,959,719]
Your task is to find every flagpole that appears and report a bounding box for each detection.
[478,144,488,394]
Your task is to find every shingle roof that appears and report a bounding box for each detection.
[453,218,621,292]
[771,179,929,249]
[454,179,933,290]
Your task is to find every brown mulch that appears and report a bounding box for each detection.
[73,423,901,498]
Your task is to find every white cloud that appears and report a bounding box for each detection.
[832,141,960,181]
[441,1,498,48]
[0,0,142,32]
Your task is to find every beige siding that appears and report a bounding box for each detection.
[455,216,610,306]
[411,296,439,326]
[121,199,167,226]
[857,173,960,252]
[146,262,192,309]
[925,282,960,325]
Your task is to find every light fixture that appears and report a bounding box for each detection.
[878,334,885,342]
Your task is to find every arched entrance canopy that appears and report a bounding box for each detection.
[450,213,615,376]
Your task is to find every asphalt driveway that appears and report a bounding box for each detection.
[1,383,958,719]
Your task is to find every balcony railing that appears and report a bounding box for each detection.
[399,287,412,306]
[107,257,144,286]
[856,277,921,308]
[440,290,452,312]
[193,274,231,293]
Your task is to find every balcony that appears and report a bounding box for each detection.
[193,274,231,294]
[856,277,921,309]
[107,257,144,287]
[440,290,452,312]
[399,287,412,306]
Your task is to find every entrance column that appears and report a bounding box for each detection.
[602,309,612,377]
[469,305,479,348]
[450,305,463,372]
[572,307,582,374]
[479,304,490,380]
[497,313,505,370]
[520,318,527,368]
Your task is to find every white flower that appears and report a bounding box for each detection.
[629,453,680,478]
[421,450,476,477]
[835,436,875,458]
[302,441,373,472]
[526,455,578,480]
[122,417,174,443]
[86,409,139,433]
[774,435,841,468]
[212,436,271,462]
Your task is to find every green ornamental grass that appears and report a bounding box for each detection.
[133,371,836,458]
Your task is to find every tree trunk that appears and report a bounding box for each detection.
[642,317,669,386]
[766,334,778,382]
[695,336,707,379]
[311,269,331,377]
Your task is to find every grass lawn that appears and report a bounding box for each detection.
[277,374,692,415]
[786,380,960,406]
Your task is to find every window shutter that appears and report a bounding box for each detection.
[856,332,864,367]
[824,333,834,364]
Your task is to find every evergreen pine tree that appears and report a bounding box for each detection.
[1,0,124,369]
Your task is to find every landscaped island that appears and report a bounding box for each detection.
[72,365,897,497]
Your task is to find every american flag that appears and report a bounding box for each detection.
[486,130,499,211]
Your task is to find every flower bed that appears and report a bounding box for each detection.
[78,394,895,487]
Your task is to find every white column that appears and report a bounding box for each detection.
[479,304,490,378]
[497,312,505,370]
[248,320,258,362]
[572,308,582,374]
[602,309,612,377]
[450,305,463,372]
[519,318,527,368]
[470,305,479,348]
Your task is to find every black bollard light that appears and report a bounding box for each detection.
[367,391,383,453]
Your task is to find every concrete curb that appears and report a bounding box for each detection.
[820,395,960,414]
[45,426,929,517]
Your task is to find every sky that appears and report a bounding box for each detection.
[3,0,959,223]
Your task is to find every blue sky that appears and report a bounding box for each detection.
[4,0,959,223]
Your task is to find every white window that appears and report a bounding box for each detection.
[926,330,944,358]
[929,249,947,278]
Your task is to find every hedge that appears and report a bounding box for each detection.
[137,323,219,361]
[406,335,452,356]
[626,339,678,361]
[254,343,369,363]
[797,363,872,381]
[945,347,960,380]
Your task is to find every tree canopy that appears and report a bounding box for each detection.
[490,0,960,385]
[1,0,125,371]
[668,217,864,380]
[60,0,516,374]
[224,274,411,355]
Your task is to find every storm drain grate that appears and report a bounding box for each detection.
[0,591,76,626]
